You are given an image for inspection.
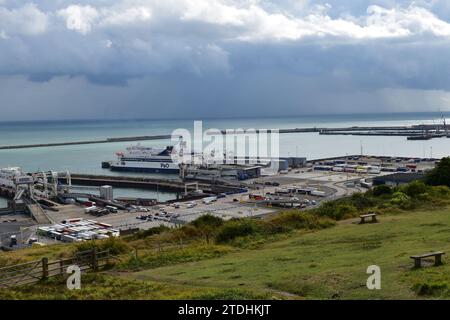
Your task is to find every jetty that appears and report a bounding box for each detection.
[0,134,173,150]
[216,124,450,141]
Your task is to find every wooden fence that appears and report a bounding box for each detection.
[0,248,112,288]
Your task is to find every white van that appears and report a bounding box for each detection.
[106,205,118,213]
[85,206,98,213]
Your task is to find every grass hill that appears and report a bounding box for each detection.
[2,181,450,299]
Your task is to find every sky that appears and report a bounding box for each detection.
[2,0,450,120]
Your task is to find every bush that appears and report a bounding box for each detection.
[177,225,202,239]
[390,191,412,209]
[215,220,258,243]
[191,214,224,228]
[188,214,225,243]
[336,203,358,219]
[74,237,130,256]
[402,181,428,198]
[349,192,377,210]
[265,211,334,233]
[315,201,358,220]
[426,157,450,187]
[372,185,393,197]
[126,226,170,241]
[429,185,450,197]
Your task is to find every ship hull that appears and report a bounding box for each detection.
[110,166,179,174]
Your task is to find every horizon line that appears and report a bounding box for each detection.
[1,111,450,124]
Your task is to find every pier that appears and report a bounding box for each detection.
[0,134,173,150]
[215,124,450,140]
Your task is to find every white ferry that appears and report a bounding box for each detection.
[109,145,180,174]
[0,167,31,188]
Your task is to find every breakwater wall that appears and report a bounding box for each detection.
[0,135,173,150]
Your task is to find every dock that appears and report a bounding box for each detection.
[214,124,450,141]
[65,174,245,195]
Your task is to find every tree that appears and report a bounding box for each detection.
[425,157,450,187]
[191,214,223,244]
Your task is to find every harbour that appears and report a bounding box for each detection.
[0,113,449,249]
[0,147,439,246]
[1,114,450,205]
[4,0,450,302]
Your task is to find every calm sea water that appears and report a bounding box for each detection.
[1,112,450,208]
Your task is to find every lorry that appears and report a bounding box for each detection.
[310,190,326,197]
[202,196,218,204]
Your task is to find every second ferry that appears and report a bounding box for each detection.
[104,144,180,174]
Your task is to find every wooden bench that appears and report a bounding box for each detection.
[410,251,445,268]
[359,213,377,224]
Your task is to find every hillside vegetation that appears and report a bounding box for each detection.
[2,171,450,299]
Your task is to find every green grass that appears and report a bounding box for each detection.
[121,208,450,299]
[3,205,450,299]
[0,273,269,300]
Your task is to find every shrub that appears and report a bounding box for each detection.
[189,214,225,244]
[215,220,258,243]
[429,185,450,197]
[349,192,377,210]
[191,214,224,228]
[126,226,170,241]
[74,237,130,256]
[315,201,358,220]
[335,203,358,219]
[178,225,202,239]
[372,185,393,197]
[402,181,428,198]
[266,211,334,233]
[390,191,412,209]
[425,157,450,187]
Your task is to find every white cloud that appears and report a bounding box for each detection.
[99,6,152,27]
[5,1,449,41]
[179,1,450,41]
[57,5,99,35]
[57,3,152,34]
[0,1,450,96]
[0,3,48,36]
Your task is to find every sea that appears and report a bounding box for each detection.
[1,112,450,208]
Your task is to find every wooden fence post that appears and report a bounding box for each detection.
[106,249,110,265]
[92,248,98,271]
[59,259,64,275]
[42,257,48,279]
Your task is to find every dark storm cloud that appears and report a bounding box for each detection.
[1,0,450,120]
